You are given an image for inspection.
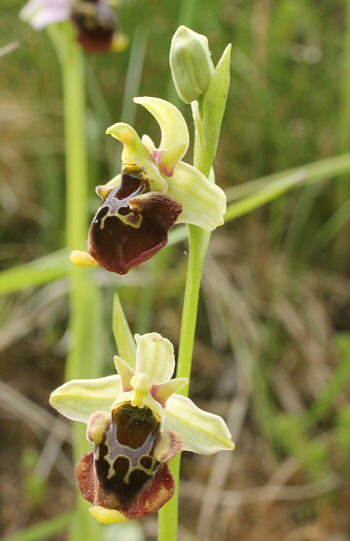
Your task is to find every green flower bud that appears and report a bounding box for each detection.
[170,25,214,104]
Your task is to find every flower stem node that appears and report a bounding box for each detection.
[170,25,214,104]
[50,332,234,521]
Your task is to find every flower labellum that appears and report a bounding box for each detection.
[50,333,234,522]
[87,164,182,274]
[71,97,226,274]
[71,0,124,53]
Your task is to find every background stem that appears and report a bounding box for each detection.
[49,23,102,541]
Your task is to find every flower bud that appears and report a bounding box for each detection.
[170,26,214,104]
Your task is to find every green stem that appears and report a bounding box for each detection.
[158,226,209,541]
[157,101,214,541]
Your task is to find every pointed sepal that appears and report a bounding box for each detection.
[164,394,235,454]
[49,375,121,423]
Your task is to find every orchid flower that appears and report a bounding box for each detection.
[50,332,234,523]
[71,97,227,274]
[20,0,126,53]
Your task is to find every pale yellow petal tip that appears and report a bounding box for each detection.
[106,123,135,146]
[89,506,127,524]
[70,251,98,268]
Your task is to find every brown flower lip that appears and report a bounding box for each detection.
[87,169,182,274]
[71,0,117,53]
[76,404,178,520]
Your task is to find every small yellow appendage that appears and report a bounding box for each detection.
[70,250,98,268]
[89,506,127,524]
[130,373,152,408]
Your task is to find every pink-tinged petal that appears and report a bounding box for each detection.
[153,142,187,177]
[88,174,182,274]
[151,377,188,407]
[71,0,116,53]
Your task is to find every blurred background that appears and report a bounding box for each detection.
[1,0,350,540]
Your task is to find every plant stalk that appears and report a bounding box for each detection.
[49,23,101,541]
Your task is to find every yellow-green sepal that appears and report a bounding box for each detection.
[163,394,235,454]
[49,375,122,423]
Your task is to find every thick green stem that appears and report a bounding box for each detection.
[157,225,208,541]
[158,225,209,540]
[157,99,214,541]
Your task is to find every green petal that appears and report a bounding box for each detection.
[106,122,167,192]
[134,97,189,157]
[168,161,226,230]
[157,142,188,177]
[113,355,134,391]
[163,394,235,454]
[135,333,175,384]
[49,375,122,423]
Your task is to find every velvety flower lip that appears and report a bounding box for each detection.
[87,165,182,274]
[50,332,234,523]
[71,97,226,274]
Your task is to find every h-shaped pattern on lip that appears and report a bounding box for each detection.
[76,402,181,521]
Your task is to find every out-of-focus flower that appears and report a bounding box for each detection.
[71,0,126,53]
[20,0,127,53]
[50,332,234,523]
[70,97,226,274]
[20,0,71,30]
